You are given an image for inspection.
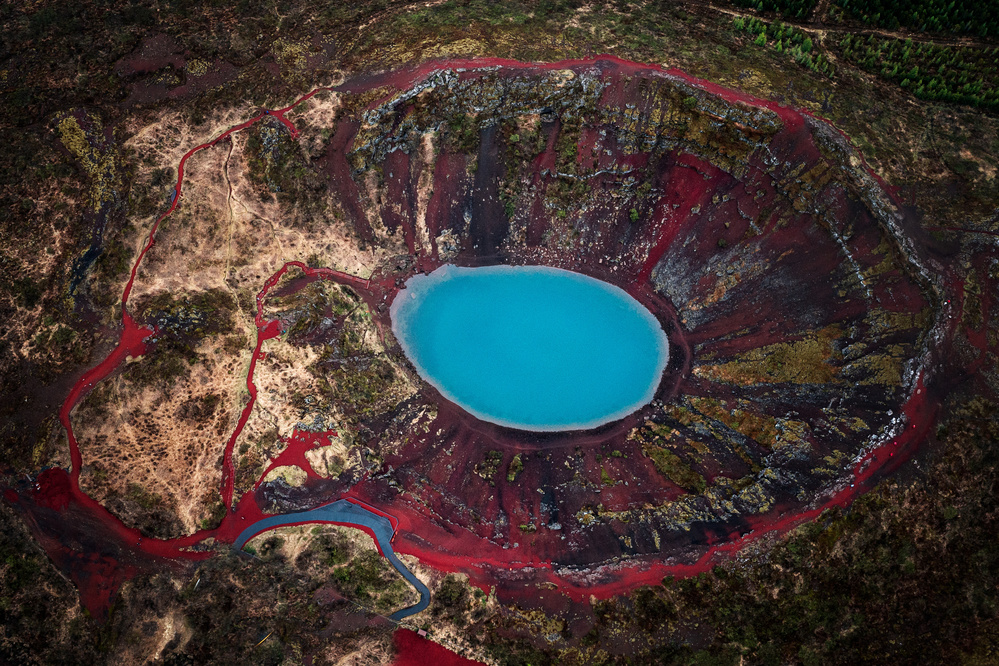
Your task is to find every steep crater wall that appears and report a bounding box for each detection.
[275,58,938,591]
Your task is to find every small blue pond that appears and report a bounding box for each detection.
[391,265,670,431]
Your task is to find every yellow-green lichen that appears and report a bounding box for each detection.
[575,506,598,527]
[272,38,310,72]
[851,345,906,385]
[629,423,706,493]
[506,453,524,482]
[262,464,308,487]
[688,396,780,448]
[185,58,209,76]
[694,324,843,385]
[56,114,121,213]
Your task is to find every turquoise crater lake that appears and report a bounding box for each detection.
[390,265,670,432]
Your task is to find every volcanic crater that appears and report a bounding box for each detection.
[246,58,938,593]
[63,57,940,602]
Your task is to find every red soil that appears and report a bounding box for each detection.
[392,629,486,666]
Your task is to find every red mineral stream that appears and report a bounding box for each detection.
[392,629,486,666]
[3,57,955,646]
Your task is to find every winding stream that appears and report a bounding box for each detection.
[234,499,430,620]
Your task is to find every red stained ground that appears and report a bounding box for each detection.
[392,629,486,666]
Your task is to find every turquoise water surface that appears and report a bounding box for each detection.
[390,265,669,431]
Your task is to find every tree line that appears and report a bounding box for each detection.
[734,17,835,77]
[838,34,999,111]
[727,0,817,21]
[837,0,999,38]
